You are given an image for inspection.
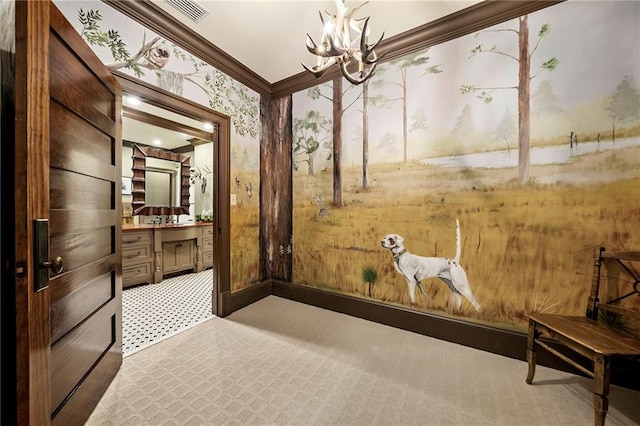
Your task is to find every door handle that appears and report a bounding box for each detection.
[34,219,63,292]
[41,256,64,275]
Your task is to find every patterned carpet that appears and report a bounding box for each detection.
[123,269,214,355]
[88,296,640,425]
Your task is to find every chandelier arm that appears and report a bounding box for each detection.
[339,60,377,85]
[367,48,388,65]
[302,57,338,78]
[365,31,385,55]
[326,30,348,58]
[303,0,382,85]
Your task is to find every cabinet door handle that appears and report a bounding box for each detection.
[176,243,182,248]
[124,251,142,260]
[124,236,142,244]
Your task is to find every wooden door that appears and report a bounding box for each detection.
[14,1,122,424]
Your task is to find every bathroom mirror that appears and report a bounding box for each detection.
[131,144,191,216]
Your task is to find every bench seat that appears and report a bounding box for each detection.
[527,313,640,356]
[525,248,640,426]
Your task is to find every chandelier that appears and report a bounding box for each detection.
[302,0,385,85]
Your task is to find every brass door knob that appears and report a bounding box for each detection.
[41,256,64,275]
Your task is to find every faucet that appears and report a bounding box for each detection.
[165,216,176,225]
[151,215,162,225]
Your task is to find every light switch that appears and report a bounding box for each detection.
[230,194,237,205]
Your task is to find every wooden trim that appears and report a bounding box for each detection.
[123,107,214,141]
[14,1,51,423]
[223,280,640,390]
[103,0,271,98]
[270,0,564,98]
[215,114,232,317]
[102,1,563,99]
[114,71,226,125]
[269,280,605,373]
[272,280,528,358]
[230,281,272,313]
[113,74,231,317]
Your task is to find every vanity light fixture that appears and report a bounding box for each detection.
[203,122,214,131]
[153,139,162,146]
[302,0,386,85]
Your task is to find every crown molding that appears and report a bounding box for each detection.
[271,0,564,98]
[104,0,563,100]
[103,0,272,98]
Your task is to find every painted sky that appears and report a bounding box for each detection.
[294,1,640,165]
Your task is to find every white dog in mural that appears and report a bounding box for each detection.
[381,219,481,312]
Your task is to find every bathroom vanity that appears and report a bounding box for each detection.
[122,223,214,288]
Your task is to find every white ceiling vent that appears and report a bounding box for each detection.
[164,0,209,23]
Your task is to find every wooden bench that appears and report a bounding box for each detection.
[526,247,640,426]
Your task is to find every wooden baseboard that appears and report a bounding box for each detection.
[229,280,272,314]
[234,279,638,391]
[271,280,526,359]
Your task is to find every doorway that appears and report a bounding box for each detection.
[116,72,230,354]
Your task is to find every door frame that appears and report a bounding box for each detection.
[114,71,231,317]
[13,1,51,423]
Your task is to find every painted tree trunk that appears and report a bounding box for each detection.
[333,77,343,206]
[517,15,531,184]
[259,95,293,281]
[362,79,369,189]
[402,69,408,163]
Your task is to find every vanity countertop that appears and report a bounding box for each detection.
[123,222,214,231]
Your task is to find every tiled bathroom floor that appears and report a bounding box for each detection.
[122,269,214,356]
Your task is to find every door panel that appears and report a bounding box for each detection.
[50,300,116,412]
[47,3,122,424]
[49,228,113,270]
[50,270,113,343]
[50,169,113,209]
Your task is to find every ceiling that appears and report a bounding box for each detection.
[148,0,480,85]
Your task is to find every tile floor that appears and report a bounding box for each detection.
[122,269,214,356]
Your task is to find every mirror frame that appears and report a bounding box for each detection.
[131,144,191,216]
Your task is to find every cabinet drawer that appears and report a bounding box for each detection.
[201,226,214,237]
[122,244,152,264]
[202,236,214,253]
[123,262,152,286]
[203,251,214,268]
[122,231,152,245]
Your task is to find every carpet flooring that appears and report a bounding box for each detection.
[88,295,640,425]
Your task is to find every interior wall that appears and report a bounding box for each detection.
[54,1,261,292]
[291,1,640,333]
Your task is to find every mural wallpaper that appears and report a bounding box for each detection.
[55,1,261,292]
[292,1,640,330]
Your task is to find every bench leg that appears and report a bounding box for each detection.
[526,318,537,384]
[593,355,610,426]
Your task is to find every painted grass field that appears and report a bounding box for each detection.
[292,145,640,331]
